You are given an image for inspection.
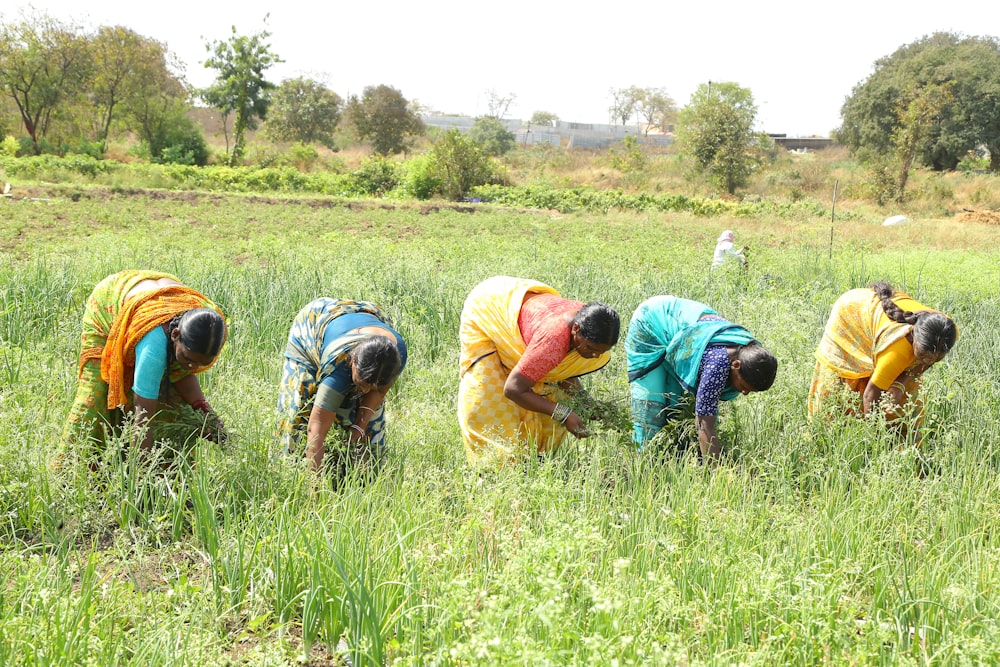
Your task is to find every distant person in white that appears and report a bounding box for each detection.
[711,230,747,270]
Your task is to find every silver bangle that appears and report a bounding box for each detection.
[350,424,367,438]
[358,405,376,414]
[551,402,572,424]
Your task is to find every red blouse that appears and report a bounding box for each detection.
[513,292,582,382]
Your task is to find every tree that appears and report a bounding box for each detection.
[484,89,515,120]
[868,81,955,204]
[89,26,181,151]
[530,110,559,127]
[469,116,515,156]
[429,129,497,200]
[636,87,677,135]
[892,82,954,197]
[0,11,90,152]
[201,22,281,165]
[608,86,642,126]
[344,84,423,155]
[264,77,342,149]
[838,33,1000,172]
[677,81,763,195]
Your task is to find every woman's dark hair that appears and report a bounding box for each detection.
[573,301,621,346]
[737,342,778,392]
[871,281,957,355]
[173,308,227,357]
[351,336,401,387]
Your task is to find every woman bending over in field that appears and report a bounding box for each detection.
[627,295,777,459]
[458,276,620,468]
[61,270,228,458]
[809,281,957,436]
[277,298,406,475]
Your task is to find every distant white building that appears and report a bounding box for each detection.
[421,115,672,149]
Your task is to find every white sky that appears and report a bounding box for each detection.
[5,1,992,137]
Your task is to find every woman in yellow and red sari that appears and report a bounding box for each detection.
[457,276,620,467]
[61,270,228,456]
[809,281,957,432]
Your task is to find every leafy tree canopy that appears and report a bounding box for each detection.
[202,21,281,164]
[530,110,559,126]
[838,32,1000,172]
[345,84,423,155]
[469,116,515,156]
[677,81,763,195]
[0,11,90,151]
[264,77,342,149]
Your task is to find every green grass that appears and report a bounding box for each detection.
[0,188,998,665]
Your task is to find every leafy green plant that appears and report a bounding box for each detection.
[469,116,516,156]
[429,129,498,200]
[0,135,18,158]
[351,155,399,196]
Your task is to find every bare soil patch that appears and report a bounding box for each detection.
[955,209,1000,225]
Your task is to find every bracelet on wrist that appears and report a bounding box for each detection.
[358,405,376,414]
[350,424,367,438]
[890,382,906,393]
[551,402,572,424]
[191,399,212,414]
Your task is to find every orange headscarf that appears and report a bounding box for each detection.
[100,286,225,409]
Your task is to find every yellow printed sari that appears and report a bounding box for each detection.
[457,276,611,467]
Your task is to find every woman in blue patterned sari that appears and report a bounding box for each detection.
[277,298,407,473]
[626,295,777,459]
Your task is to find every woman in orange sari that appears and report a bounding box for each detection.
[457,276,620,467]
[61,270,228,457]
[809,281,957,431]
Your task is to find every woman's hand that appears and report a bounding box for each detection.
[306,405,336,472]
[696,415,723,460]
[564,411,590,438]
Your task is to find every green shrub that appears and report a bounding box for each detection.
[284,142,320,172]
[469,117,516,156]
[957,151,990,174]
[150,113,209,166]
[607,136,647,173]
[430,130,498,200]
[0,136,18,158]
[399,154,442,200]
[351,156,399,196]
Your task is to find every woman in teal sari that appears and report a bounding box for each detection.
[626,295,777,458]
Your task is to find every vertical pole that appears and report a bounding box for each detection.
[829,179,839,261]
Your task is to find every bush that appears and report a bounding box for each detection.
[469,117,516,156]
[430,130,498,200]
[284,142,320,172]
[351,155,399,196]
[0,136,19,158]
[399,154,442,200]
[606,136,647,173]
[150,113,209,166]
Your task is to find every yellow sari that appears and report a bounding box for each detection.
[809,288,942,418]
[457,276,611,467]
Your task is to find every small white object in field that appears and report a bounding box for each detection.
[882,214,909,226]
[337,638,353,666]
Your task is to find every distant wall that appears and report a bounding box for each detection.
[769,135,835,151]
[422,115,673,149]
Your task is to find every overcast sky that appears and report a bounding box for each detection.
[5,1,992,137]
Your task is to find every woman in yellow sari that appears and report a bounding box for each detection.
[809,281,957,429]
[457,276,620,467]
[62,270,228,457]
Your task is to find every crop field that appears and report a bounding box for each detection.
[1,189,999,665]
